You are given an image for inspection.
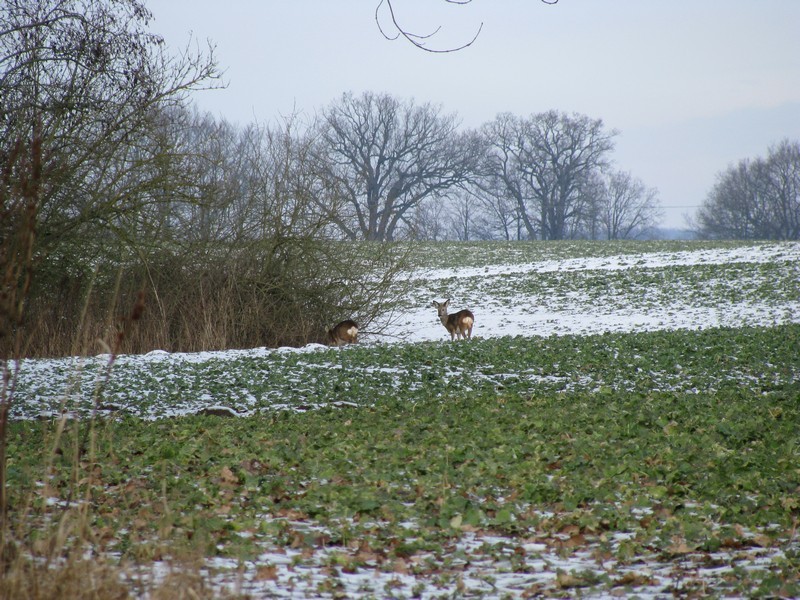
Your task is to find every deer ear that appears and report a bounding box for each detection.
[444,298,451,305]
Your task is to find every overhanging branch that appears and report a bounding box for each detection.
[375,0,558,53]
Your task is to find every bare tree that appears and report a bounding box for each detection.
[696,160,764,239]
[163,109,245,243]
[312,91,477,241]
[763,139,800,239]
[0,0,220,262]
[598,171,662,239]
[170,111,334,245]
[467,174,525,240]
[0,0,222,356]
[696,139,800,240]
[447,192,480,241]
[479,111,616,240]
[408,199,448,241]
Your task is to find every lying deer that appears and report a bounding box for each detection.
[432,299,474,341]
[327,319,359,346]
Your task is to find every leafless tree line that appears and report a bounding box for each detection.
[695,140,800,240]
[1,0,664,357]
[173,92,664,243]
[110,90,661,245]
[0,0,412,357]
[308,92,662,242]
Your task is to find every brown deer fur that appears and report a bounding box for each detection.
[432,299,474,341]
[327,319,359,346]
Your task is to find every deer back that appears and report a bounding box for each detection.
[328,319,358,345]
[448,309,474,333]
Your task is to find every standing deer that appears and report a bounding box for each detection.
[327,319,359,346]
[432,299,474,341]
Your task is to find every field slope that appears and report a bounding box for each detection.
[3,240,799,598]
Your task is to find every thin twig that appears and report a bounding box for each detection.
[376,0,483,53]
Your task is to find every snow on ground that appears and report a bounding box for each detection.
[9,241,800,410]
[7,241,800,598]
[143,513,792,599]
[417,241,799,281]
[387,241,800,344]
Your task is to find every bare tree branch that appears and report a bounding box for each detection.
[375,0,558,53]
[375,0,481,53]
[312,91,476,241]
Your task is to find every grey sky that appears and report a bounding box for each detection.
[151,1,800,229]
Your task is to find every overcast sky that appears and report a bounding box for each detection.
[150,0,800,229]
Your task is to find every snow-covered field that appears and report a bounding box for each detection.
[395,242,800,343]
[195,516,789,599]
[7,240,800,598]
[10,241,800,422]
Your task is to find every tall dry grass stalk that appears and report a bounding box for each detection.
[9,235,408,358]
[2,127,42,575]
[1,270,223,599]
[0,132,215,599]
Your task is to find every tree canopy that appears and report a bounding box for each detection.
[312,91,477,241]
[478,111,617,240]
[0,0,220,260]
[696,139,800,240]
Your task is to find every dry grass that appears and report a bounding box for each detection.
[1,139,217,597]
[0,128,409,597]
[2,550,130,600]
[1,326,227,599]
[6,243,373,358]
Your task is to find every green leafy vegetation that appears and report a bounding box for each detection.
[406,239,771,270]
[10,323,799,419]
[5,323,800,597]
